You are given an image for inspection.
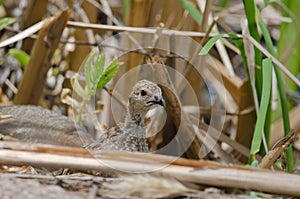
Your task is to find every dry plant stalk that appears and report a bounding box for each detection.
[152,63,201,159]
[14,9,71,105]
[0,113,13,121]
[0,141,300,197]
[21,0,48,53]
[68,1,98,72]
[259,130,298,169]
[206,56,256,152]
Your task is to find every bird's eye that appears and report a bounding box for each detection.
[140,89,147,96]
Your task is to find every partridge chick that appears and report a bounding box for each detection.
[85,80,165,152]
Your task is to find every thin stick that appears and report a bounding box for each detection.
[201,0,214,32]
[246,35,300,88]
[0,21,231,49]
[66,21,219,37]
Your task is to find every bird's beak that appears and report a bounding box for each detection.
[156,98,165,107]
[147,97,165,107]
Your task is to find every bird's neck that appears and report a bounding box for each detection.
[124,106,147,128]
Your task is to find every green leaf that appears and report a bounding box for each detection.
[9,49,30,68]
[84,49,107,94]
[0,17,16,31]
[264,0,269,5]
[84,50,121,94]
[52,67,59,76]
[257,7,276,57]
[71,74,89,99]
[253,3,293,170]
[199,34,226,55]
[178,0,202,25]
[91,53,105,92]
[199,33,246,69]
[231,34,249,73]
[123,0,130,23]
[0,0,3,5]
[97,58,123,90]
[258,2,293,171]
[248,58,272,163]
[53,49,61,60]
[84,49,100,93]
[243,0,263,98]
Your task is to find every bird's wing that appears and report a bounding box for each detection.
[83,126,123,151]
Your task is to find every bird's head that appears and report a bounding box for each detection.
[127,80,165,125]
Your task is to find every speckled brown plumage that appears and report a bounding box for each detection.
[0,105,93,147]
[0,80,164,152]
[85,80,165,152]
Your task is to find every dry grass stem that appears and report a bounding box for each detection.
[246,34,300,88]
[259,130,298,169]
[1,141,300,197]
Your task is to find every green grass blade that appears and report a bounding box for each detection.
[218,0,230,8]
[257,6,293,171]
[199,34,225,55]
[264,0,270,5]
[231,35,251,77]
[178,0,202,25]
[249,58,272,163]
[199,33,249,74]
[257,8,276,56]
[0,17,16,31]
[257,11,273,151]
[9,49,30,68]
[277,0,300,94]
[243,0,263,98]
[123,0,130,22]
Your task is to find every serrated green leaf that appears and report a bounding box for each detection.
[0,17,15,31]
[97,59,123,89]
[199,34,226,55]
[9,49,30,68]
[178,0,202,25]
[71,74,89,99]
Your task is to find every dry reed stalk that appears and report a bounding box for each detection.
[67,1,98,73]
[0,141,300,197]
[14,10,70,105]
[20,0,48,54]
